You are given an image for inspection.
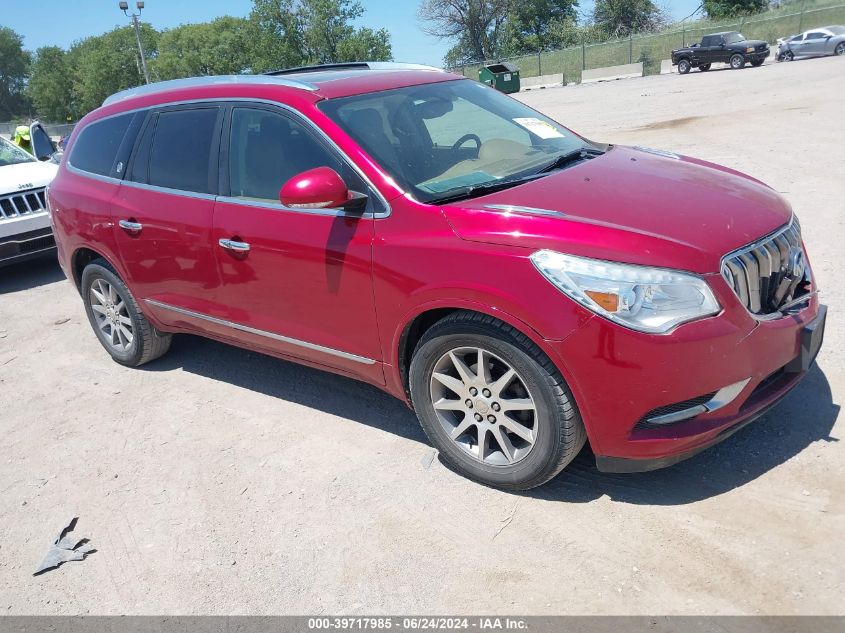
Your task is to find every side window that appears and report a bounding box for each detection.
[69,113,134,176]
[790,34,804,42]
[146,108,220,194]
[227,107,364,203]
[805,32,823,39]
[31,125,55,160]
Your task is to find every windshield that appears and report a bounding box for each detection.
[725,32,744,43]
[0,136,36,167]
[319,79,593,203]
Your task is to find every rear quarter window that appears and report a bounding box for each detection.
[69,113,135,177]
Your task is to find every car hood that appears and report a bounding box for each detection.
[441,145,792,274]
[0,160,58,194]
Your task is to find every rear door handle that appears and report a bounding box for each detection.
[118,219,143,233]
[218,238,251,253]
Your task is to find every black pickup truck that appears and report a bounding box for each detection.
[672,31,770,73]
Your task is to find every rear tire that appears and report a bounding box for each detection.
[730,53,746,69]
[81,259,172,367]
[408,311,586,490]
[698,63,711,71]
[677,59,691,74]
[835,42,845,56]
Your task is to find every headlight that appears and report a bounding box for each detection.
[746,47,755,53]
[530,250,720,334]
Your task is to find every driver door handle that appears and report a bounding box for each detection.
[118,219,143,233]
[218,238,251,253]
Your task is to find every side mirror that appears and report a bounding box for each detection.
[279,167,367,213]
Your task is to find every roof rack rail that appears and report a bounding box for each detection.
[102,74,318,107]
[264,61,444,76]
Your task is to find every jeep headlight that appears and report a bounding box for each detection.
[530,251,720,334]
[746,46,755,53]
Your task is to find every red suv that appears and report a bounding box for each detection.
[48,63,825,489]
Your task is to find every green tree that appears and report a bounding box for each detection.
[335,27,393,62]
[504,0,579,54]
[0,26,30,120]
[592,0,667,37]
[248,0,304,72]
[155,17,252,79]
[67,24,159,115]
[249,0,391,71]
[26,46,73,122]
[418,0,511,63]
[703,0,766,18]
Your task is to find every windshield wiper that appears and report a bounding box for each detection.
[535,146,604,174]
[426,173,546,205]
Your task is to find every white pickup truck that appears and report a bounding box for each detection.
[0,132,59,267]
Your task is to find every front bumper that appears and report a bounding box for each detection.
[545,275,824,471]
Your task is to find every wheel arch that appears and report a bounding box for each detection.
[393,301,578,406]
[70,245,128,294]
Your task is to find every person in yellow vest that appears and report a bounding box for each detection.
[13,125,33,155]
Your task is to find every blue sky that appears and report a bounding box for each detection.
[3,0,702,67]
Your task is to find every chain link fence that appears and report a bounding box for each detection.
[451,1,845,84]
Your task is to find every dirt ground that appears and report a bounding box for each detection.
[1,56,843,616]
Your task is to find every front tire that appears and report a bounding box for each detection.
[677,59,691,74]
[730,53,746,69]
[786,50,794,61]
[81,259,172,367]
[409,312,586,490]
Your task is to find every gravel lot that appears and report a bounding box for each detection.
[1,56,843,615]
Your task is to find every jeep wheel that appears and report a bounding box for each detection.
[698,63,711,71]
[835,42,845,56]
[81,259,172,367]
[409,311,586,490]
[730,54,746,69]
[677,59,691,74]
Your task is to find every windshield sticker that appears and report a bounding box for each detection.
[513,118,564,139]
[418,170,496,194]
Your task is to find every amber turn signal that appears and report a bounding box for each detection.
[585,290,620,312]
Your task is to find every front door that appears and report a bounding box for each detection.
[112,105,224,326]
[211,105,384,382]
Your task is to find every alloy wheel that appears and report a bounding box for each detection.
[429,346,538,466]
[836,42,845,56]
[89,278,134,351]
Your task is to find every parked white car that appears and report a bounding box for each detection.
[0,135,58,267]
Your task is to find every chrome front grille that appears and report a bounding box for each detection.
[721,218,810,316]
[0,188,48,221]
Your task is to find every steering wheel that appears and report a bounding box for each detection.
[452,133,482,156]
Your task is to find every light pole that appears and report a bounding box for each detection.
[119,1,151,84]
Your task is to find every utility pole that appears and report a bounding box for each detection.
[119,1,150,84]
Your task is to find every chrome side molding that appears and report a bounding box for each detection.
[144,299,376,365]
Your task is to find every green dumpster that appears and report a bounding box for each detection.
[478,62,520,94]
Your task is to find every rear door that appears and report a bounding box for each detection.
[112,104,224,327]
[211,103,384,381]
